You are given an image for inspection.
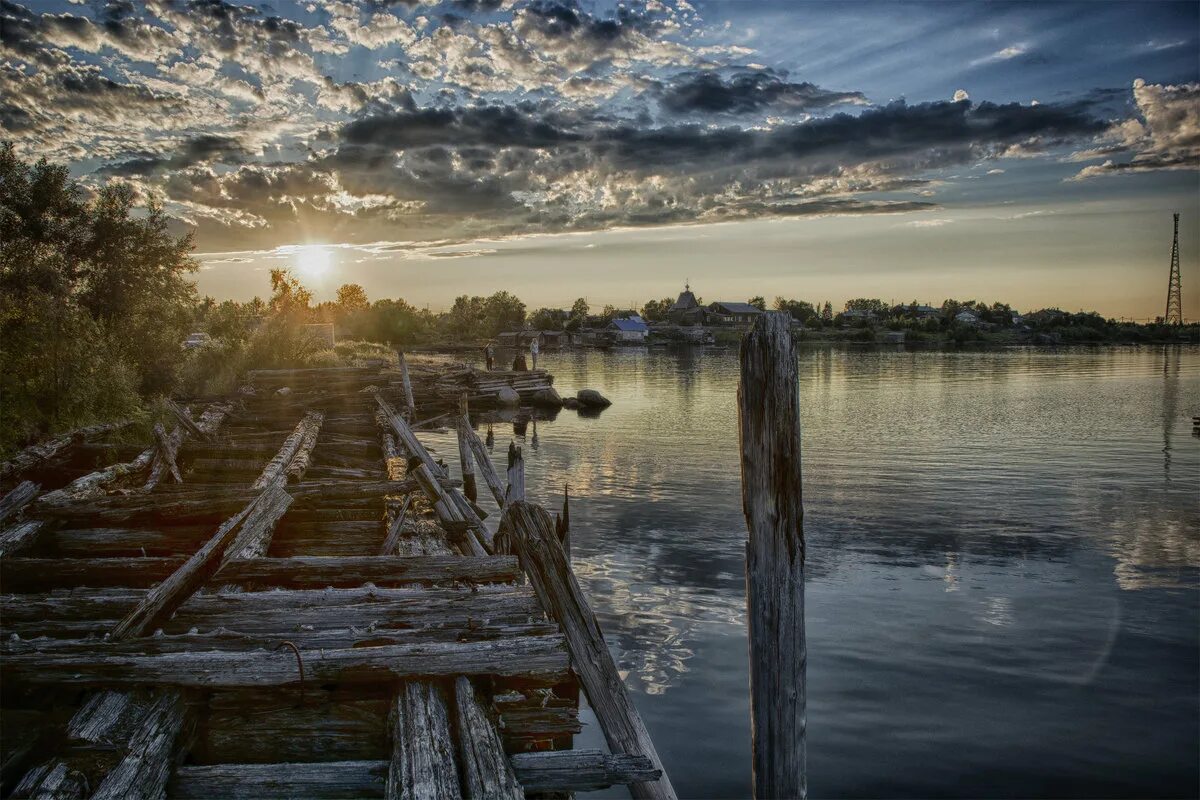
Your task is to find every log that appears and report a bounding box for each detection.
[380,496,413,556]
[152,423,183,485]
[168,750,658,798]
[164,398,211,442]
[739,311,806,800]
[499,502,675,800]
[3,636,570,688]
[108,484,292,641]
[387,681,460,800]
[213,555,520,588]
[0,521,45,558]
[171,762,388,800]
[254,410,324,489]
[0,419,133,482]
[505,442,525,505]
[1,557,183,592]
[91,692,186,800]
[453,676,523,800]
[457,395,478,504]
[0,481,39,525]
[285,411,325,483]
[397,351,416,419]
[10,760,88,799]
[460,420,505,509]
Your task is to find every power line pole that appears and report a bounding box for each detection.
[1165,212,1183,325]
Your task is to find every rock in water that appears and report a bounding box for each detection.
[575,389,612,408]
[496,386,521,406]
[561,397,580,410]
[531,387,563,408]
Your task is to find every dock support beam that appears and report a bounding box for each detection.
[738,312,806,800]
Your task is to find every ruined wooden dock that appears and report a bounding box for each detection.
[0,359,672,799]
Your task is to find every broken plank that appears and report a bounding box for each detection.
[387,681,460,800]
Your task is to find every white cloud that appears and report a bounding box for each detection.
[953,89,969,102]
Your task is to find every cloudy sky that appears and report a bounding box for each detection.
[3,0,1198,316]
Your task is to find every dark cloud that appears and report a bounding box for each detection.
[100,134,250,176]
[657,70,867,115]
[339,104,583,149]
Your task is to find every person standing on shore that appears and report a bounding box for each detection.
[530,337,539,370]
[484,343,494,371]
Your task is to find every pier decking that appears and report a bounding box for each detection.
[0,360,672,799]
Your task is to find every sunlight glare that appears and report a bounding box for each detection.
[295,246,333,280]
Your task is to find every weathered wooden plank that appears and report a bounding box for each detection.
[456,395,478,504]
[0,557,183,592]
[387,681,460,800]
[453,676,523,800]
[10,760,88,799]
[91,692,186,800]
[0,481,39,526]
[167,750,659,798]
[460,420,505,508]
[3,636,570,688]
[254,410,324,489]
[0,420,132,481]
[164,399,211,442]
[739,311,806,800]
[213,554,520,588]
[109,484,292,641]
[380,496,413,555]
[505,442,524,505]
[151,423,183,485]
[397,351,416,419]
[499,502,676,800]
[0,520,45,558]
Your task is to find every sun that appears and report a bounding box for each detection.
[295,245,333,280]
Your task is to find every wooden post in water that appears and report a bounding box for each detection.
[738,311,806,800]
[397,350,416,420]
[457,394,478,504]
[506,441,525,504]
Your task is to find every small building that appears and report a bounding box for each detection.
[707,302,764,325]
[841,309,877,324]
[668,284,705,326]
[303,323,335,347]
[540,330,573,348]
[497,331,545,348]
[954,310,981,326]
[609,317,649,342]
[911,304,940,319]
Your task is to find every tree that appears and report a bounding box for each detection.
[269,269,313,317]
[483,291,526,336]
[748,295,766,311]
[641,297,674,322]
[820,302,833,323]
[844,298,888,314]
[599,304,617,323]
[570,297,589,319]
[336,283,369,314]
[528,307,565,330]
[773,297,816,324]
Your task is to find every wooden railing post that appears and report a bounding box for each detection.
[738,312,806,800]
[457,394,478,503]
[397,350,416,420]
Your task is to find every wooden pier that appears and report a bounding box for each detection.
[0,358,672,799]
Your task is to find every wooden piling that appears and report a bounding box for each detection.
[738,311,806,800]
[506,442,525,505]
[457,394,478,504]
[397,351,416,420]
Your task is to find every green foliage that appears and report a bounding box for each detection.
[748,295,767,311]
[844,298,888,314]
[528,307,565,330]
[0,142,195,454]
[774,297,817,324]
[640,297,674,322]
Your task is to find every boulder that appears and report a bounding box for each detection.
[531,387,563,408]
[496,386,520,407]
[561,397,580,410]
[575,389,612,408]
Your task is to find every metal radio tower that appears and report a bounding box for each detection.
[1165,213,1183,325]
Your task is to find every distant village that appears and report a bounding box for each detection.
[492,283,1194,348]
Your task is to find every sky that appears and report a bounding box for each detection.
[3,0,1198,318]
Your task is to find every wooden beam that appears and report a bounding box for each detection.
[164,398,211,442]
[453,676,523,800]
[151,423,182,485]
[0,520,45,558]
[3,636,570,688]
[108,484,292,641]
[380,496,412,556]
[0,557,182,591]
[459,419,505,509]
[0,419,133,481]
[387,681,460,800]
[505,442,525,505]
[739,311,806,800]
[168,750,660,798]
[499,501,676,800]
[0,481,39,525]
[254,410,324,489]
[397,351,416,419]
[91,692,186,800]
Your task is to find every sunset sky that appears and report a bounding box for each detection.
[4,0,1198,317]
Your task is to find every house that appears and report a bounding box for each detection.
[706,301,764,325]
[609,317,649,342]
[911,304,940,319]
[497,330,545,348]
[668,284,705,325]
[841,309,877,324]
[954,310,981,326]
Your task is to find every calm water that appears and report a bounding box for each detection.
[432,346,1200,799]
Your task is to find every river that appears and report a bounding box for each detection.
[426,345,1200,798]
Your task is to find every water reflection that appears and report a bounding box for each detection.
[446,346,1200,798]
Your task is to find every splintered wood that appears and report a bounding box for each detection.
[0,360,671,799]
